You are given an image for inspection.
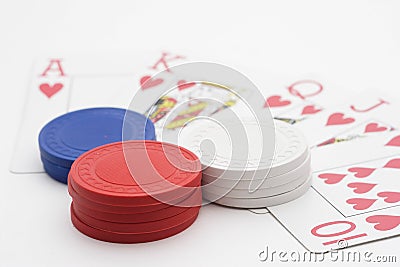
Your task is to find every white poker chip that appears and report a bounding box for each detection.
[179,119,308,178]
[202,173,312,208]
[203,168,310,198]
[202,153,311,189]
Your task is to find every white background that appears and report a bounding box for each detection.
[1,0,400,266]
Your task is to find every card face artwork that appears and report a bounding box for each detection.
[144,83,240,138]
[269,132,400,252]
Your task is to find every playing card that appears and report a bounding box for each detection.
[269,131,400,252]
[10,59,71,173]
[294,90,400,147]
[261,77,346,124]
[10,51,190,173]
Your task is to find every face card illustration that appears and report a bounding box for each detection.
[144,82,241,139]
[269,131,400,252]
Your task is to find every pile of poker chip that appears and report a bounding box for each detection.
[179,119,311,208]
[38,106,311,243]
[39,107,201,243]
[68,141,202,243]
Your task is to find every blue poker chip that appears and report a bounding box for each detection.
[39,107,155,183]
[41,156,70,184]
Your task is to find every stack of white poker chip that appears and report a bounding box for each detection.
[179,119,311,208]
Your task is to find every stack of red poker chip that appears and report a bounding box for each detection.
[68,140,202,243]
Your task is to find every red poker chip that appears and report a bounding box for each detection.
[71,204,199,244]
[69,141,202,206]
[68,178,201,214]
[72,202,200,233]
[72,188,202,223]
